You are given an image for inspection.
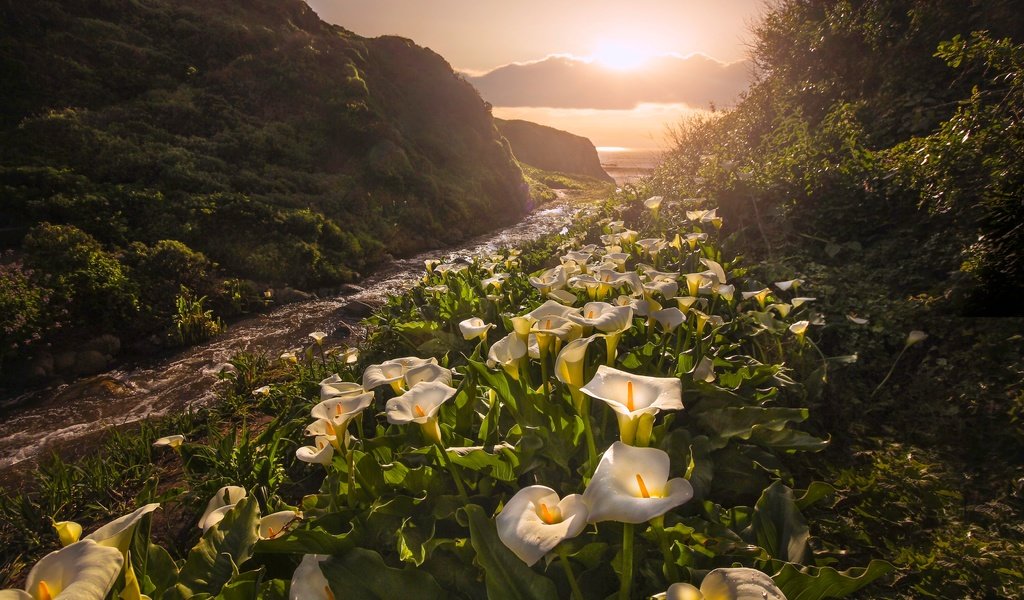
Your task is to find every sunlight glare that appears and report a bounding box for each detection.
[591,41,655,70]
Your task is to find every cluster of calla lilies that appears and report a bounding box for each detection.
[7,201,841,600]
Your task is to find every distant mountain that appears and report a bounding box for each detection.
[0,0,530,368]
[496,119,613,183]
[468,54,752,110]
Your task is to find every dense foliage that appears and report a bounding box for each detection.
[0,199,892,599]
[636,1,1024,597]
[0,0,529,374]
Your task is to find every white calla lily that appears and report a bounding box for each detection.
[259,510,301,540]
[773,279,803,292]
[309,331,328,345]
[582,442,693,523]
[319,374,365,401]
[385,381,457,445]
[459,317,493,341]
[84,503,160,553]
[362,356,438,393]
[580,366,682,445]
[496,485,589,566]
[658,567,787,600]
[289,554,333,600]
[198,486,246,530]
[296,436,335,466]
[404,362,453,387]
[0,540,123,600]
[153,435,184,449]
[487,333,527,380]
[547,289,578,305]
[651,307,686,333]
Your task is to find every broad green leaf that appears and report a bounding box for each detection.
[448,447,518,481]
[748,481,809,563]
[772,560,894,600]
[749,427,828,452]
[141,542,178,599]
[320,547,443,600]
[463,504,559,600]
[695,407,809,449]
[214,569,263,600]
[170,496,260,600]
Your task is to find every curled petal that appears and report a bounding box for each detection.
[496,486,589,566]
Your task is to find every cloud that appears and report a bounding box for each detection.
[466,53,753,110]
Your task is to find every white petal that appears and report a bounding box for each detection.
[289,554,332,600]
[24,540,123,600]
[583,442,693,523]
[84,503,160,551]
[152,435,184,449]
[496,486,589,566]
[580,365,682,416]
[700,567,786,600]
[197,486,246,530]
[405,363,453,387]
[259,511,301,539]
[296,439,334,466]
[385,381,456,424]
[665,583,704,600]
[311,392,373,424]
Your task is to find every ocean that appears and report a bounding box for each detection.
[597,148,664,187]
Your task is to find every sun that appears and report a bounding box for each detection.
[590,41,656,70]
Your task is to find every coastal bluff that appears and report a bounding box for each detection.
[496,119,614,183]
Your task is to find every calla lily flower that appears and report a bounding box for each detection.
[296,436,334,466]
[526,300,580,321]
[309,331,328,345]
[85,503,160,553]
[692,310,725,337]
[253,385,271,397]
[459,318,493,341]
[496,485,589,566]
[487,333,527,380]
[280,351,298,364]
[52,519,82,547]
[259,510,301,540]
[644,195,664,220]
[683,232,708,250]
[385,381,457,445]
[789,320,810,344]
[684,273,710,297]
[791,297,816,308]
[554,334,603,409]
[198,486,246,531]
[713,283,735,302]
[529,266,568,295]
[580,366,682,445]
[547,289,577,305]
[637,238,668,260]
[482,274,508,291]
[768,303,792,318]
[362,357,438,393]
[906,330,928,347]
[405,362,453,387]
[651,307,686,333]
[582,442,693,523]
[644,279,679,300]
[620,229,639,244]
[676,296,700,311]
[319,374,364,400]
[846,313,869,325]
[289,555,333,600]
[773,279,803,292]
[657,568,786,600]
[530,316,578,356]
[153,435,184,449]
[0,540,123,600]
[741,288,772,308]
[700,258,727,285]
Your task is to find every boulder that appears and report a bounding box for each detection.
[73,350,109,377]
[82,334,121,356]
[273,287,314,304]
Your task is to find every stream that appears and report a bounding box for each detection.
[0,198,577,475]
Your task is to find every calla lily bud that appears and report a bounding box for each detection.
[905,330,928,347]
[657,567,786,600]
[52,519,82,547]
[153,435,185,449]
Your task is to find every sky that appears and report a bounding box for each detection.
[306,1,768,149]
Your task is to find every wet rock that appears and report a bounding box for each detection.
[54,351,76,373]
[338,284,365,295]
[28,352,54,378]
[73,350,109,377]
[82,334,121,356]
[339,300,377,320]
[273,287,314,304]
[333,323,353,338]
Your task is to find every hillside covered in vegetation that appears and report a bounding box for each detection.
[0,0,529,376]
[495,119,614,183]
[634,1,1024,596]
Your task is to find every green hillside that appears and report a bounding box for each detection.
[0,0,529,371]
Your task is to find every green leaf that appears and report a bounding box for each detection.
[214,568,263,600]
[448,447,518,482]
[748,481,809,563]
[772,560,894,600]
[320,547,443,600]
[254,527,354,554]
[170,496,260,599]
[463,504,559,600]
[695,406,809,450]
[142,542,178,600]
